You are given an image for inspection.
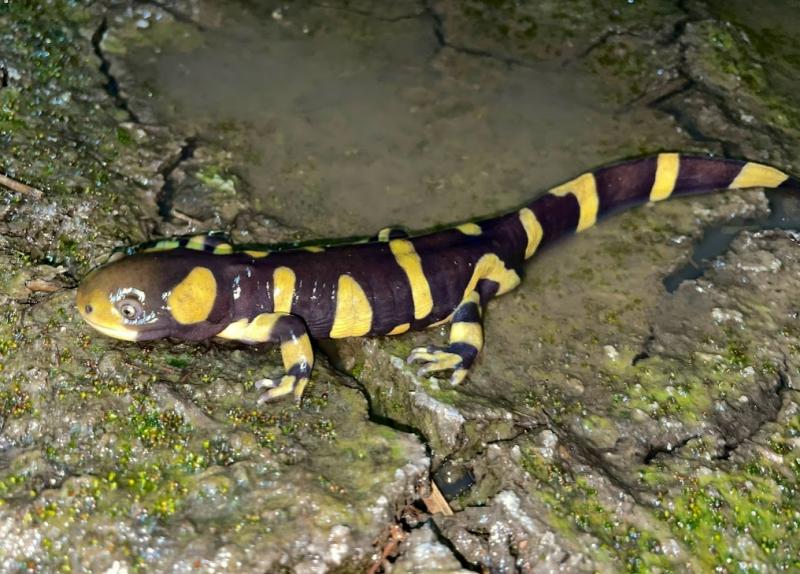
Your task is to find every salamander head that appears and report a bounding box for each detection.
[76,252,226,342]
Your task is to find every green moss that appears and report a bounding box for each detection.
[652,467,800,570]
[0,379,32,419]
[0,1,127,198]
[520,447,674,572]
[692,20,800,134]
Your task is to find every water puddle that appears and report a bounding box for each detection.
[124,2,675,237]
[663,189,800,292]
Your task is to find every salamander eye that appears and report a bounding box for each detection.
[117,299,143,321]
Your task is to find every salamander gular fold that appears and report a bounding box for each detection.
[76,154,799,403]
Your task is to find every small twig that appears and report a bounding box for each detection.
[25,279,62,293]
[367,523,406,574]
[170,208,203,225]
[0,172,44,199]
[422,480,454,516]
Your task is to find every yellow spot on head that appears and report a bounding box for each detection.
[244,250,270,258]
[168,266,217,325]
[389,239,433,320]
[456,223,482,236]
[273,267,296,314]
[518,208,543,259]
[730,162,788,189]
[213,243,233,255]
[649,153,680,202]
[549,172,598,232]
[330,274,373,338]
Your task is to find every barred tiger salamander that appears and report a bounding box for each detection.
[76,154,799,402]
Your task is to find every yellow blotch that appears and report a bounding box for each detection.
[280,333,313,369]
[303,245,325,253]
[428,314,453,329]
[244,250,270,258]
[387,323,410,336]
[143,240,180,253]
[730,162,788,189]
[518,208,543,259]
[377,228,393,242]
[186,235,207,251]
[390,239,433,320]
[456,223,482,236]
[450,321,483,349]
[217,318,249,340]
[217,313,280,343]
[213,244,233,255]
[649,153,680,202]
[463,254,520,299]
[273,267,296,314]
[549,172,598,232]
[168,266,217,325]
[330,275,373,338]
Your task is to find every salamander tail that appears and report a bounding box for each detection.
[517,154,798,260]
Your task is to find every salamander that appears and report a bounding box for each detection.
[76,154,799,402]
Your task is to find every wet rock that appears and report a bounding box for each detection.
[0,3,430,572]
[392,523,471,574]
[4,0,800,572]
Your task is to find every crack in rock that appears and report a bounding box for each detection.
[714,361,792,460]
[643,433,699,464]
[421,0,535,69]
[631,327,656,366]
[91,16,141,124]
[156,137,198,222]
[307,2,426,23]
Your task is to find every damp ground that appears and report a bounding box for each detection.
[2,1,800,573]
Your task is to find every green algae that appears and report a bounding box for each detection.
[518,447,677,573]
[0,2,124,197]
[685,20,800,144]
[641,445,800,572]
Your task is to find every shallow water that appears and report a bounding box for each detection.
[128,2,678,237]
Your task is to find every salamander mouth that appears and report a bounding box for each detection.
[81,317,141,341]
[81,311,176,342]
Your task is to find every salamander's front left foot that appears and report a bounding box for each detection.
[255,374,310,403]
[407,344,474,385]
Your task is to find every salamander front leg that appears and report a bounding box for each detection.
[254,315,314,403]
[408,290,484,385]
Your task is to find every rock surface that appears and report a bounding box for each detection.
[1,1,799,572]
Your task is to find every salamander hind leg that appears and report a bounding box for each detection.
[408,290,485,386]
